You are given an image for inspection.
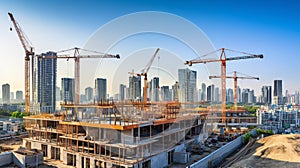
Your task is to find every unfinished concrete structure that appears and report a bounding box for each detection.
[23,100,207,167]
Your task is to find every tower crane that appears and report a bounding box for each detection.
[39,47,120,117]
[185,48,263,123]
[8,12,34,115]
[209,71,259,109]
[128,48,160,103]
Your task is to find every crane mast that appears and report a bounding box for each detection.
[128,48,160,103]
[185,48,263,123]
[8,12,34,115]
[209,71,259,109]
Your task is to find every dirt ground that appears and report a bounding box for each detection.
[230,134,300,168]
[0,139,22,152]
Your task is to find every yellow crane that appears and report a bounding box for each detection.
[8,12,34,115]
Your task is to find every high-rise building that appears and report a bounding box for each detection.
[2,84,10,104]
[237,87,241,103]
[178,68,197,102]
[10,92,14,100]
[226,88,234,103]
[119,84,126,101]
[56,87,61,101]
[215,87,220,103]
[161,86,170,101]
[80,94,86,103]
[242,89,249,104]
[61,78,75,103]
[95,78,107,101]
[200,83,206,101]
[273,80,283,105]
[261,86,272,105]
[85,87,94,102]
[125,87,130,100]
[171,81,179,101]
[207,84,215,103]
[150,77,160,101]
[242,89,255,104]
[16,90,23,101]
[128,76,141,100]
[37,51,57,113]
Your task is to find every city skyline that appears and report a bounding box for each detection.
[0,1,299,97]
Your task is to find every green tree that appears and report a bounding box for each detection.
[11,111,25,118]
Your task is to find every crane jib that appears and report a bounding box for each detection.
[225,54,263,61]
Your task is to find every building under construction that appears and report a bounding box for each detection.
[23,101,207,168]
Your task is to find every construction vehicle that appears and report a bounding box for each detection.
[8,12,34,115]
[209,71,259,109]
[185,48,263,123]
[39,47,120,117]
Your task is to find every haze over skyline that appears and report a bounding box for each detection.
[0,0,299,96]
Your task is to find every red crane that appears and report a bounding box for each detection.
[209,71,259,109]
[185,48,263,123]
[8,12,34,115]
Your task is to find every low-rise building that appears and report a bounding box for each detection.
[3,120,23,133]
[257,105,300,130]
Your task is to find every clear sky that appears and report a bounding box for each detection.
[0,0,299,97]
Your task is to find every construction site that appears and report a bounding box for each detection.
[6,12,265,168]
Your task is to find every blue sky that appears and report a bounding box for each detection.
[0,0,299,96]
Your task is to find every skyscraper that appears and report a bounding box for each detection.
[215,87,220,103]
[10,92,14,100]
[128,76,141,100]
[207,84,215,103]
[201,83,206,101]
[85,87,94,102]
[2,84,10,104]
[119,84,126,101]
[261,86,272,105]
[61,78,75,103]
[273,80,283,105]
[171,81,179,101]
[178,68,197,102]
[16,90,23,101]
[242,89,255,104]
[161,86,170,101]
[150,77,160,101]
[56,87,61,101]
[37,51,57,113]
[226,88,234,103]
[237,87,242,103]
[95,78,107,101]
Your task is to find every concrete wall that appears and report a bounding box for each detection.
[12,152,43,168]
[122,130,134,144]
[151,151,168,168]
[0,152,12,167]
[189,129,258,168]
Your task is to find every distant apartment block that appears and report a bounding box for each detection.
[128,76,141,100]
[16,90,23,101]
[273,80,283,105]
[178,68,197,103]
[2,83,10,104]
[257,105,300,130]
[85,87,94,102]
[61,78,75,103]
[95,78,107,101]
